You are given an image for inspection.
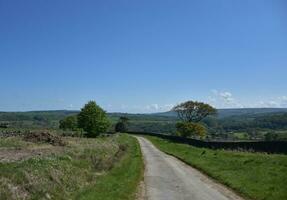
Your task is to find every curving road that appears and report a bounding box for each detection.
[136,136,243,200]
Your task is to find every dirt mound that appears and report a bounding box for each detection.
[0,130,24,138]
[23,132,66,146]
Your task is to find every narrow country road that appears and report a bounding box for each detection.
[136,136,243,200]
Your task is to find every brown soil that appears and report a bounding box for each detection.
[0,146,64,162]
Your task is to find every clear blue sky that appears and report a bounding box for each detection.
[0,0,286,113]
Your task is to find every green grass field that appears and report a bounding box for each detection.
[0,134,143,200]
[144,135,287,200]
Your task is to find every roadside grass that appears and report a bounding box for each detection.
[144,135,287,200]
[0,134,143,200]
[76,134,144,200]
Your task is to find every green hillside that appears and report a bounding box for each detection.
[1,108,287,141]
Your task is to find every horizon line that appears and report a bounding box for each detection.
[1,107,287,114]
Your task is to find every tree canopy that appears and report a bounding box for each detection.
[172,101,217,123]
[77,101,110,137]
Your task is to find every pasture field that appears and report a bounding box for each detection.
[144,135,287,200]
[0,133,143,200]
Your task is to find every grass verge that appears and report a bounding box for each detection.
[144,135,287,200]
[76,134,144,200]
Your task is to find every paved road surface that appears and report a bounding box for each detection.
[136,136,243,200]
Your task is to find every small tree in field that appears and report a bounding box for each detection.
[115,117,129,133]
[77,101,110,137]
[172,101,216,138]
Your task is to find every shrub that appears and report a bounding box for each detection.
[176,122,206,138]
[115,122,127,133]
[59,115,78,131]
[115,117,129,133]
[264,132,278,141]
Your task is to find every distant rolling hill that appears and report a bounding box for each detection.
[152,108,287,119]
[1,108,287,122]
[0,110,79,121]
[1,108,287,137]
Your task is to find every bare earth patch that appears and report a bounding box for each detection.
[0,132,66,162]
[0,145,64,162]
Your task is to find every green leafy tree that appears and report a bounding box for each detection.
[77,101,110,137]
[173,101,216,138]
[115,117,129,132]
[176,122,206,138]
[59,115,78,130]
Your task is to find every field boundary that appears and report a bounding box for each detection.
[127,131,287,154]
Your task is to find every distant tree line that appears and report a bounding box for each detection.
[59,100,217,139]
[218,113,287,131]
[2,100,287,141]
